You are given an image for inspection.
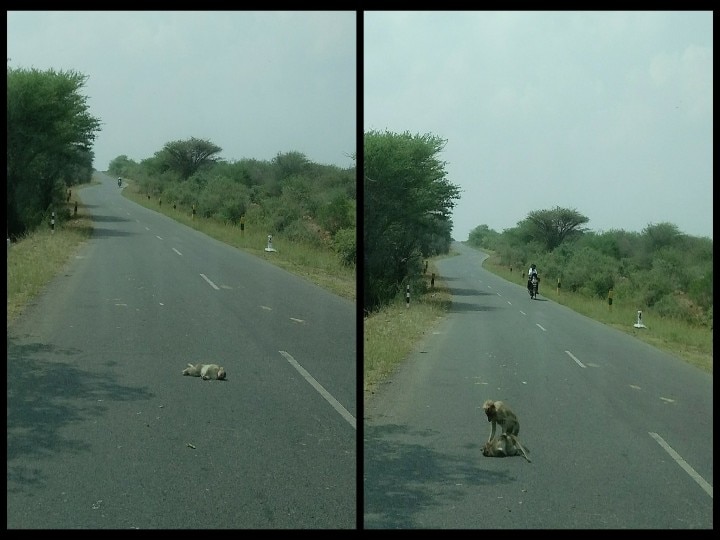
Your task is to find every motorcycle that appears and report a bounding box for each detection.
[528,274,539,299]
[117,177,122,187]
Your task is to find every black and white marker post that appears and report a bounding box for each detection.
[264,234,276,252]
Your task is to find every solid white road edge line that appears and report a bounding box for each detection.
[279,350,356,430]
[649,432,713,498]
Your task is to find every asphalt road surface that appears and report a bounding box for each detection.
[364,242,712,529]
[7,173,357,529]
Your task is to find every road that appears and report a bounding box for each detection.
[7,173,357,529]
[364,242,712,529]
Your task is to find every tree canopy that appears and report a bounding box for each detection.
[522,206,589,251]
[7,66,101,237]
[158,137,222,181]
[364,130,461,312]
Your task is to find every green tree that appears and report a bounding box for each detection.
[318,193,355,235]
[108,155,136,177]
[642,222,683,251]
[272,151,310,181]
[197,174,250,223]
[521,206,589,251]
[364,130,461,312]
[468,224,501,250]
[7,66,102,237]
[159,137,222,181]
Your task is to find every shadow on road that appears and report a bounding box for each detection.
[90,228,136,238]
[363,422,514,529]
[446,287,493,297]
[90,214,133,223]
[448,302,500,313]
[6,339,154,492]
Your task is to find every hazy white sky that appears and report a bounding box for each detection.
[364,11,713,240]
[7,10,356,171]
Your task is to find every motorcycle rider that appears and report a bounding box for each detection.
[527,264,539,296]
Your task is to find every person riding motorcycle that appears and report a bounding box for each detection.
[527,264,539,297]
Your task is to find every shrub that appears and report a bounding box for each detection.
[653,292,706,326]
[282,217,330,248]
[333,227,356,266]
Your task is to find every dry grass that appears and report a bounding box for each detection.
[364,260,452,395]
[7,196,93,326]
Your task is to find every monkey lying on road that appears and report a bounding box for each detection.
[482,434,531,463]
[482,399,520,442]
[182,363,227,380]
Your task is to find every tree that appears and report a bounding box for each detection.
[642,222,683,251]
[364,130,461,311]
[108,155,136,177]
[159,137,222,181]
[271,151,310,181]
[7,66,102,237]
[468,224,500,250]
[318,193,355,235]
[522,206,589,251]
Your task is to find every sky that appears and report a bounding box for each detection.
[364,11,713,240]
[7,11,356,171]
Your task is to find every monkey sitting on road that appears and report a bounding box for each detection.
[482,434,531,463]
[182,363,227,380]
[483,399,520,442]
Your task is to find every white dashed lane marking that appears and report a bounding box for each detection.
[564,350,586,368]
[199,273,220,290]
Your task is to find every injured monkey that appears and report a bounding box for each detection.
[182,363,227,380]
[482,433,531,463]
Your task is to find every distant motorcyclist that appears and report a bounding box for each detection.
[527,264,539,297]
[117,177,122,187]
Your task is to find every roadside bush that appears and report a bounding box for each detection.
[162,181,196,209]
[332,227,356,266]
[653,292,706,326]
[559,247,617,297]
[290,216,334,248]
[196,175,249,222]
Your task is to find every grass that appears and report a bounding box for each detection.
[7,178,355,330]
[7,194,94,327]
[122,184,355,301]
[364,259,453,395]
[363,245,712,397]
